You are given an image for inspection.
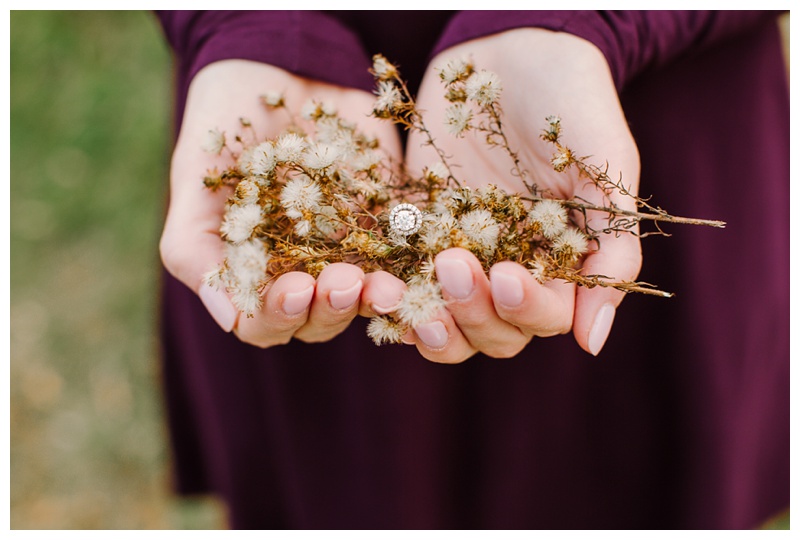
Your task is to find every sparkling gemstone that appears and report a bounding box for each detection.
[389,203,422,236]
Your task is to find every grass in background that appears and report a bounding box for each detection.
[11,11,224,529]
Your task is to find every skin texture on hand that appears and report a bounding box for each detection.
[393,28,643,362]
[160,60,403,348]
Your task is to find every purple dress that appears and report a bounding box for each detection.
[156,11,788,529]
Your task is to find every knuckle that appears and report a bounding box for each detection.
[483,340,526,359]
[450,306,493,329]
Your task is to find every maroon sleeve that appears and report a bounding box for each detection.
[156,11,374,93]
[432,10,781,90]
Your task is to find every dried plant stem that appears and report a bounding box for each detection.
[549,268,675,298]
[484,103,539,195]
[525,196,726,229]
[392,74,462,188]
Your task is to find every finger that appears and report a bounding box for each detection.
[573,232,642,356]
[293,263,364,343]
[234,271,316,348]
[412,309,477,364]
[359,270,407,318]
[489,261,575,338]
[160,150,238,331]
[434,248,531,358]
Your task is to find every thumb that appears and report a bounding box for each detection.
[572,232,642,356]
[160,175,238,333]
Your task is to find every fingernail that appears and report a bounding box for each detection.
[491,272,524,307]
[588,303,616,356]
[282,285,314,316]
[400,330,416,345]
[436,258,473,300]
[199,283,237,332]
[414,321,449,349]
[329,280,363,310]
[372,290,404,315]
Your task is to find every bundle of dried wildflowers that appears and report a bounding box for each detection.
[202,55,725,346]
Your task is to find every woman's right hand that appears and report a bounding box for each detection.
[160,60,405,348]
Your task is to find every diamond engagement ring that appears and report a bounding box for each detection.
[389,203,423,236]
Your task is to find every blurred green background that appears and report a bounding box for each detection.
[10,11,224,529]
[9,10,790,530]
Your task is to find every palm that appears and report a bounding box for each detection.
[162,60,403,346]
[400,29,643,360]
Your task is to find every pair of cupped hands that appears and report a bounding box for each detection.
[160,29,642,363]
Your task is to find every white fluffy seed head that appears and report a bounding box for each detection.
[438,57,473,84]
[350,150,384,172]
[220,204,263,244]
[239,142,277,177]
[418,212,456,253]
[528,199,568,240]
[373,81,402,114]
[275,133,308,164]
[425,162,449,182]
[280,175,323,215]
[371,54,398,81]
[302,142,340,171]
[367,316,405,345]
[465,70,502,106]
[201,128,226,155]
[230,287,261,316]
[459,208,500,254]
[396,281,447,327]
[225,239,270,293]
[444,103,473,137]
[234,179,260,205]
[294,219,312,237]
[552,227,589,263]
[261,90,284,108]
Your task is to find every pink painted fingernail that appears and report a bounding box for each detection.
[400,330,416,345]
[199,283,238,332]
[588,303,616,356]
[371,288,404,315]
[491,272,524,307]
[282,285,314,316]
[436,258,473,300]
[414,321,449,349]
[329,280,363,311]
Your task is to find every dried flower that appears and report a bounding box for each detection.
[444,103,472,137]
[396,281,447,327]
[552,228,589,264]
[438,58,473,84]
[234,179,260,205]
[528,199,568,240]
[239,142,277,177]
[459,208,500,255]
[541,115,561,142]
[261,91,285,108]
[280,175,322,218]
[202,54,722,345]
[371,54,398,81]
[301,99,336,120]
[302,142,340,171]
[528,256,549,284]
[551,148,577,172]
[465,70,502,106]
[275,133,307,164]
[373,81,403,116]
[425,162,449,182]
[367,316,406,345]
[220,203,263,244]
[201,128,226,155]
